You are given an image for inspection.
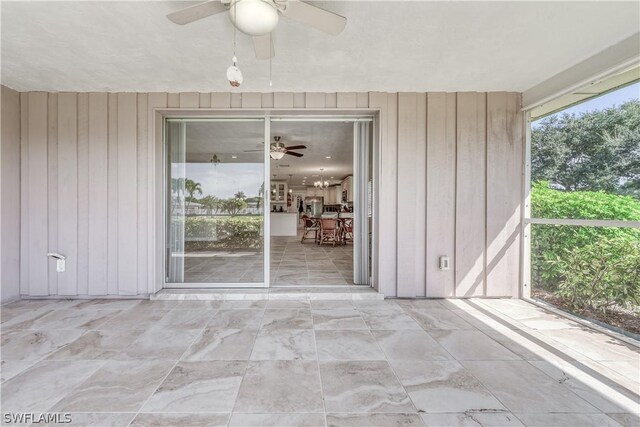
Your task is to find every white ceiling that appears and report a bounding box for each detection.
[184,120,353,186]
[2,1,638,93]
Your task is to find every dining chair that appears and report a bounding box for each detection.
[318,218,340,247]
[301,217,320,244]
[341,217,354,245]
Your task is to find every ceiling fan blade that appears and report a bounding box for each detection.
[167,1,227,25]
[252,34,275,60]
[243,149,264,152]
[286,151,304,157]
[284,145,307,150]
[282,1,346,36]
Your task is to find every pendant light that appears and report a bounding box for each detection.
[314,168,329,189]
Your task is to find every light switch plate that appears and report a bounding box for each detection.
[56,259,66,272]
[439,256,450,271]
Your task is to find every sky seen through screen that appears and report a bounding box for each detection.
[533,82,639,127]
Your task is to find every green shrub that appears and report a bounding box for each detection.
[552,237,640,314]
[531,182,640,314]
[532,182,640,220]
[184,216,263,250]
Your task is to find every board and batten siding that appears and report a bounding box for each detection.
[14,90,524,298]
[1,86,22,303]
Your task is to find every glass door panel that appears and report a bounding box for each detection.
[166,119,266,286]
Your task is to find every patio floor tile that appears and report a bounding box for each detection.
[228,413,325,427]
[250,329,316,360]
[514,413,625,427]
[51,360,174,412]
[233,360,323,413]
[1,329,84,361]
[1,297,637,424]
[420,412,524,427]
[315,329,385,361]
[390,360,506,413]
[430,330,521,361]
[260,309,313,330]
[326,413,424,427]
[183,328,258,361]
[46,329,145,361]
[1,360,104,412]
[141,361,246,413]
[404,307,475,330]
[312,308,367,330]
[462,360,601,414]
[372,329,453,361]
[115,328,200,360]
[320,361,415,413]
[130,413,229,427]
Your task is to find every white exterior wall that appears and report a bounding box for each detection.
[13,90,524,298]
[1,86,22,302]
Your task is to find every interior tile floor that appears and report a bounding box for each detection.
[183,251,265,284]
[271,235,354,286]
[182,231,355,286]
[1,298,638,427]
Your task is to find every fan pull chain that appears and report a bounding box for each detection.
[233,0,237,57]
[226,0,243,87]
[269,32,273,87]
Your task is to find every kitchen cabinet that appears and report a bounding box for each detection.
[306,187,324,197]
[270,181,288,202]
[303,185,343,203]
[341,176,353,202]
[329,185,341,204]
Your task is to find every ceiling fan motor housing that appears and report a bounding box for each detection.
[228,0,279,36]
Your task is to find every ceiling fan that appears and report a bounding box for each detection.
[244,136,307,159]
[166,0,347,59]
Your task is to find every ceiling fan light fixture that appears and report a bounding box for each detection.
[229,0,279,36]
[269,139,287,159]
[270,149,286,160]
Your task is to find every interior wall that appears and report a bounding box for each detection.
[15,90,523,298]
[1,85,22,303]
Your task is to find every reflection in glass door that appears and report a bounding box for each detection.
[166,119,267,287]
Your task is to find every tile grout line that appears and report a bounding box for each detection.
[395,301,516,425]
[310,303,329,427]
[228,307,267,424]
[468,302,613,418]
[452,301,612,422]
[6,298,635,425]
[375,304,440,426]
[2,307,119,411]
[126,316,219,427]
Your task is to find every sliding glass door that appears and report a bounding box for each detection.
[164,115,374,289]
[165,118,267,287]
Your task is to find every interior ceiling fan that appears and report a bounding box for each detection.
[166,0,347,59]
[244,136,307,159]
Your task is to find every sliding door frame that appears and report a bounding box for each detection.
[156,109,378,291]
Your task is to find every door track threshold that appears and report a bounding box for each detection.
[152,287,383,301]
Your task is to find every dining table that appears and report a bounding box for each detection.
[307,214,353,245]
